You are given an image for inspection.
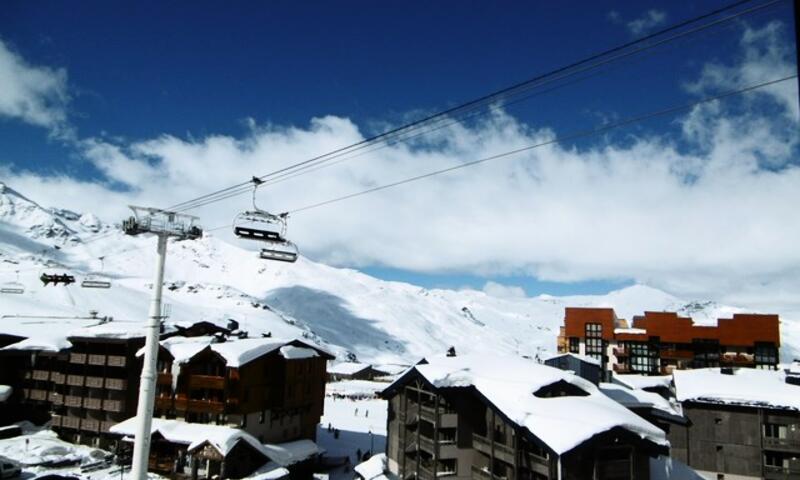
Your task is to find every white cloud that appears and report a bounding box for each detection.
[1,23,798,309]
[483,281,527,299]
[621,9,667,36]
[0,38,71,137]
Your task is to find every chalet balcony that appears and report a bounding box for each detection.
[156,373,172,385]
[473,433,516,465]
[155,397,173,410]
[69,353,86,364]
[32,369,50,381]
[764,464,800,478]
[64,395,83,408]
[107,355,126,367]
[51,372,66,384]
[61,416,81,430]
[419,404,437,423]
[174,398,225,414]
[418,461,434,479]
[102,399,124,412]
[24,388,48,401]
[66,375,85,387]
[87,354,106,366]
[419,435,435,454]
[661,349,693,359]
[83,397,103,410]
[105,378,127,390]
[48,391,63,405]
[471,465,507,480]
[521,451,550,476]
[81,418,100,432]
[101,421,117,432]
[85,376,104,389]
[50,415,62,428]
[613,347,628,358]
[763,436,800,450]
[188,374,225,390]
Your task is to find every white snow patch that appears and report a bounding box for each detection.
[673,367,800,411]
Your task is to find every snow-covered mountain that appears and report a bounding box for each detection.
[1,182,797,363]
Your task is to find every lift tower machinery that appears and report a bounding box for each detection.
[122,206,202,480]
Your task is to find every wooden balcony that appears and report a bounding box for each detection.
[48,391,64,405]
[155,397,174,410]
[105,378,127,390]
[81,418,100,432]
[85,376,104,389]
[101,421,117,432]
[188,375,225,390]
[763,436,800,450]
[174,397,225,414]
[87,354,106,366]
[25,388,48,401]
[64,395,83,408]
[50,415,62,428]
[51,372,66,384]
[661,349,693,359]
[69,353,86,364]
[419,435,435,454]
[66,374,85,387]
[471,465,506,480]
[32,369,50,381]
[61,416,81,429]
[83,397,103,410]
[157,373,173,386]
[107,355,126,367]
[102,399,124,412]
[473,433,516,465]
[613,364,631,374]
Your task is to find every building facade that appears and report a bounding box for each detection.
[557,308,780,377]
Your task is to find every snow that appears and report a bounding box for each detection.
[613,374,672,391]
[279,345,319,360]
[326,380,383,399]
[110,418,267,457]
[614,327,647,334]
[0,385,11,402]
[243,463,290,480]
[328,362,371,376]
[543,352,601,367]
[354,453,386,480]
[405,354,668,455]
[599,383,682,419]
[673,368,800,411]
[0,426,105,469]
[209,338,321,367]
[261,440,321,466]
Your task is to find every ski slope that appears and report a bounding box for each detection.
[1,182,798,363]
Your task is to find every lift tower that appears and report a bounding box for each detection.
[122,206,202,480]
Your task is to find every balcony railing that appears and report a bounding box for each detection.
[64,395,83,408]
[25,388,48,401]
[473,433,516,463]
[85,376,104,389]
[471,466,507,480]
[157,373,172,385]
[50,372,66,384]
[69,353,86,364]
[87,354,106,366]
[61,416,81,429]
[763,436,800,449]
[419,435,435,454]
[102,399,124,412]
[764,464,800,477]
[155,397,173,410]
[101,421,117,432]
[66,375,85,387]
[48,391,63,405]
[613,364,630,373]
[81,418,100,432]
[419,404,437,422]
[107,355,126,367]
[105,378,127,390]
[32,369,50,381]
[50,415,62,428]
[188,375,225,390]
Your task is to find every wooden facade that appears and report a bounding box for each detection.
[557,308,780,376]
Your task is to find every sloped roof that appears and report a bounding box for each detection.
[543,352,601,367]
[673,367,800,411]
[328,362,371,375]
[599,382,683,421]
[384,354,667,455]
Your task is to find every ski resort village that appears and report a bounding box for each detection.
[2,1,800,480]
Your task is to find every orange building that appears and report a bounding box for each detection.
[557,307,780,376]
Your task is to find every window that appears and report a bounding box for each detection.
[595,447,632,480]
[585,323,604,363]
[764,423,787,439]
[692,339,720,368]
[625,342,658,374]
[438,459,456,476]
[568,337,579,354]
[259,410,265,424]
[755,343,778,370]
[764,452,789,469]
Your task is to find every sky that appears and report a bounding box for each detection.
[0,1,798,303]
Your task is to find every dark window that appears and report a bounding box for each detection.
[764,452,788,469]
[763,423,787,439]
[259,410,265,424]
[692,339,720,368]
[595,447,632,480]
[568,337,579,354]
[755,343,778,369]
[585,323,604,363]
[625,342,659,374]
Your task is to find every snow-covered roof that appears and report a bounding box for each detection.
[110,417,268,457]
[613,374,672,391]
[328,362,371,375]
[150,336,327,368]
[279,345,318,360]
[614,327,647,335]
[261,439,322,466]
[599,383,682,420]
[355,453,387,480]
[673,368,800,411]
[543,352,601,367]
[0,385,11,402]
[388,354,667,455]
[372,364,409,376]
[244,463,290,480]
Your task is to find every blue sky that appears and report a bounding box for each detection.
[0,1,798,299]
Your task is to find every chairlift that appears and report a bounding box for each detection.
[81,256,112,289]
[40,273,76,287]
[232,177,299,263]
[1,271,25,294]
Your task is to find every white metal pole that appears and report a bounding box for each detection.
[131,233,168,480]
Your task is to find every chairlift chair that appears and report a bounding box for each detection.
[40,273,76,287]
[1,271,25,294]
[81,257,112,289]
[232,178,299,263]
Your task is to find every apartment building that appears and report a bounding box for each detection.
[669,367,800,480]
[381,354,669,480]
[556,308,780,377]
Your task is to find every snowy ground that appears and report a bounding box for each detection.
[318,381,388,480]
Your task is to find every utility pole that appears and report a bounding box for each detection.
[795,0,800,119]
[122,206,202,480]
